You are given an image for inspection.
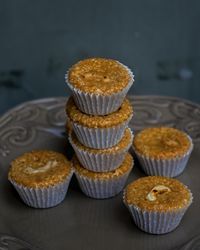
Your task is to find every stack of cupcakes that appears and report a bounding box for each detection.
[65,58,134,199]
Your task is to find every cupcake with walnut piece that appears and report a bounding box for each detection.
[8,150,73,208]
[133,127,193,177]
[65,58,134,115]
[123,176,193,234]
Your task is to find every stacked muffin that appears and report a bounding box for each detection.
[65,58,134,198]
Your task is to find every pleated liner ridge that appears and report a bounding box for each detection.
[9,171,73,208]
[71,116,132,149]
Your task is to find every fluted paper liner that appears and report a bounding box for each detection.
[75,167,133,199]
[9,170,73,208]
[123,189,193,234]
[133,136,193,177]
[69,128,133,172]
[65,63,134,115]
[70,115,132,149]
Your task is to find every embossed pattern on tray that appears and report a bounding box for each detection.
[0,234,38,250]
[0,96,200,158]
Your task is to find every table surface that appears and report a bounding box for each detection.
[0,95,200,250]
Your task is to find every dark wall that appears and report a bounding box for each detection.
[0,0,200,114]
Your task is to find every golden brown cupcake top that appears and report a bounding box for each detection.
[124,176,192,212]
[73,153,133,180]
[66,97,133,128]
[133,127,192,159]
[67,58,133,95]
[70,128,133,154]
[65,118,73,134]
[8,150,72,188]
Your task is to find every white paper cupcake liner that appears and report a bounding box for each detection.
[70,115,132,149]
[123,190,193,234]
[69,128,133,172]
[134,136,193,177]
[9,171,73,208]
[65,63,134,115]
[75,167,132,199]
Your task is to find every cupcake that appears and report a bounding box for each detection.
[123,176,193,234]
[65,116,73,135]
[73,153,133,199]
[133,127,193,177]
[8,150,73,208]
[66,97,133,149]
[69,128,133,172]
[65,58,134,115]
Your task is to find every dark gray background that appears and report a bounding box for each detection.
[0,0,200,114]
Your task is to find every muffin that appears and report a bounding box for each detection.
[73,153,133,199]
[69,128,133,172]
[66,96,133,149]
[8,150,73,208]
[65,117,73,135]
[123,176,193,234]
[65,58,134,115]
[133,127,193,177]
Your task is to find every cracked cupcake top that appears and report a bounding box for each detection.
[73,153,133,180]
[8,150,72,188]
[66,97,133,128]
[133,127,192,159]
[67,58,133,95]
[124,176,192,212]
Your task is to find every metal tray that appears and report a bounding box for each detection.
[0,95,200,250]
